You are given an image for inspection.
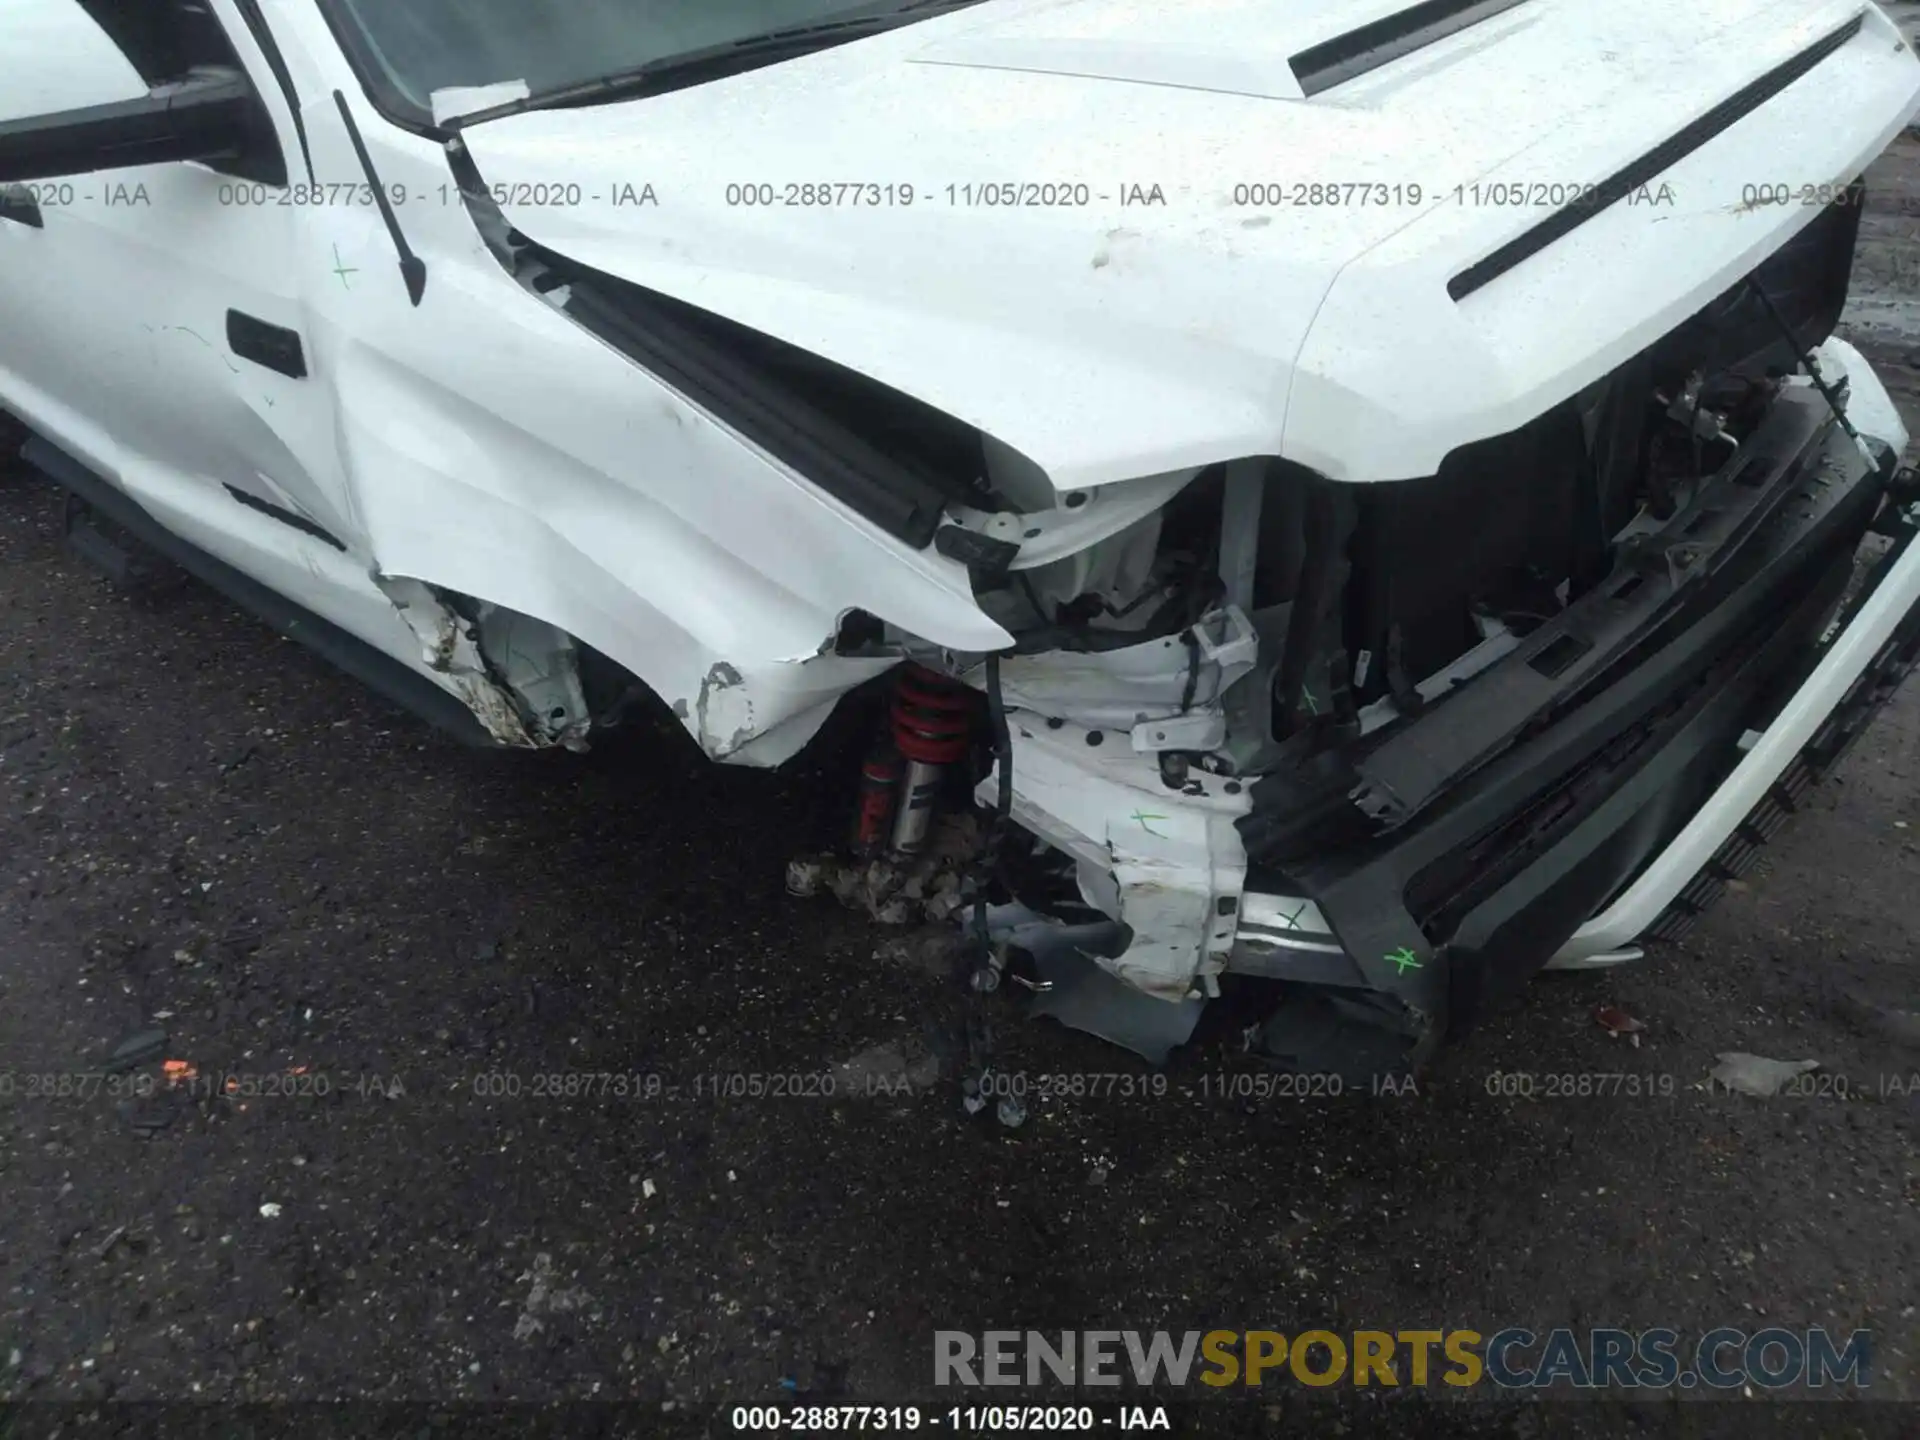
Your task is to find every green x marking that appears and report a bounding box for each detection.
[1385,945,1423,974]
[1130,810,1170,838]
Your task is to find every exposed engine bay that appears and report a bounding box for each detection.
[771,183,1920,1077]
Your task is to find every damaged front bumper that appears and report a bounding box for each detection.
[975,355,1920,1064]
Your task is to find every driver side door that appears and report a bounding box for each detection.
[0,0,361,576]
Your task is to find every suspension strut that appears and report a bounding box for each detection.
[849,742,903,859]
[887,664,974,857]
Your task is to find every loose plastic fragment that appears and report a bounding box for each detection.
[1595,1004,1647,1046]
[787,814,983,925]
[102,1028,167,1074]
[1708,1052,1820,1097]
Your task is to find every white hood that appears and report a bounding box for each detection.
[460,0,1920,488]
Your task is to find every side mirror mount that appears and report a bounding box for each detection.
[0,66,254,184]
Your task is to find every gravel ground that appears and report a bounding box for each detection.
[3,140,1920,1440]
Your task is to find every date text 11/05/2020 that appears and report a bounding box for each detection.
[729,1406,1172,1432]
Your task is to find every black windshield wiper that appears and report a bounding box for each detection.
[443,1,985,132]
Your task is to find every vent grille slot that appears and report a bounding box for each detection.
[1289,0,1532,97]
[1448,12,1868,301]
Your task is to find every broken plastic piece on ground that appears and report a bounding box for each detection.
[1708,1052,1820,1096]
[785,857,829,898]
[1595,1003,1648,1046]
[161,1059,197,1087]
[1253,987,1421,1086]
[971,901,1194,1059]
[1027,942,1203,1066]
[871,931,967,979]
[101,1027,167,1074]
[786,812,983,926]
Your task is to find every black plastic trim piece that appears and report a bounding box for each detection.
[0,69,254,186]
[67,0,287,187]
[73,0,191,85]
[1241,415,1886,1013]
[1291,0,1531,97]
[231,0,314,186]
[934,524,1018,579]
[1438,545,1857,1029]
[1347,388,1832,833]
[22,436,492,747]
[0,186,41,228]
[225,309,307,379]
[562,278,955,549]
[331,90,426,306]
[1448,13,1867,300]
[221,484,344,551]
[1648,517,1920,941]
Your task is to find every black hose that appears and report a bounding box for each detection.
[1016,572,1050,626]
[971,651,1014,955]
[1745,278,1863,444]
[985,651,1012,823]
[1177,629,1202,714]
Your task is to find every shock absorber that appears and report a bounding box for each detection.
[887,664,974,857]
[849,741,903,858]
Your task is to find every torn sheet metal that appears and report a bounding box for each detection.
[474,604,591,745]
[976,711,1251,1002]
[982,606,1257,744]
[379,577,588,749]
[314,213,1010,774]
[680,651,901,765]
[945,470,1195,573]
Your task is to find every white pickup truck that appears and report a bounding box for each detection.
[3,0,1917,1073]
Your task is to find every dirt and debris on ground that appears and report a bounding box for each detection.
[1,143,1919,1437]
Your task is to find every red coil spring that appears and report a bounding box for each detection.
[891,664,973,764]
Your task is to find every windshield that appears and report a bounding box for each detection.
[326,0,958,123]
